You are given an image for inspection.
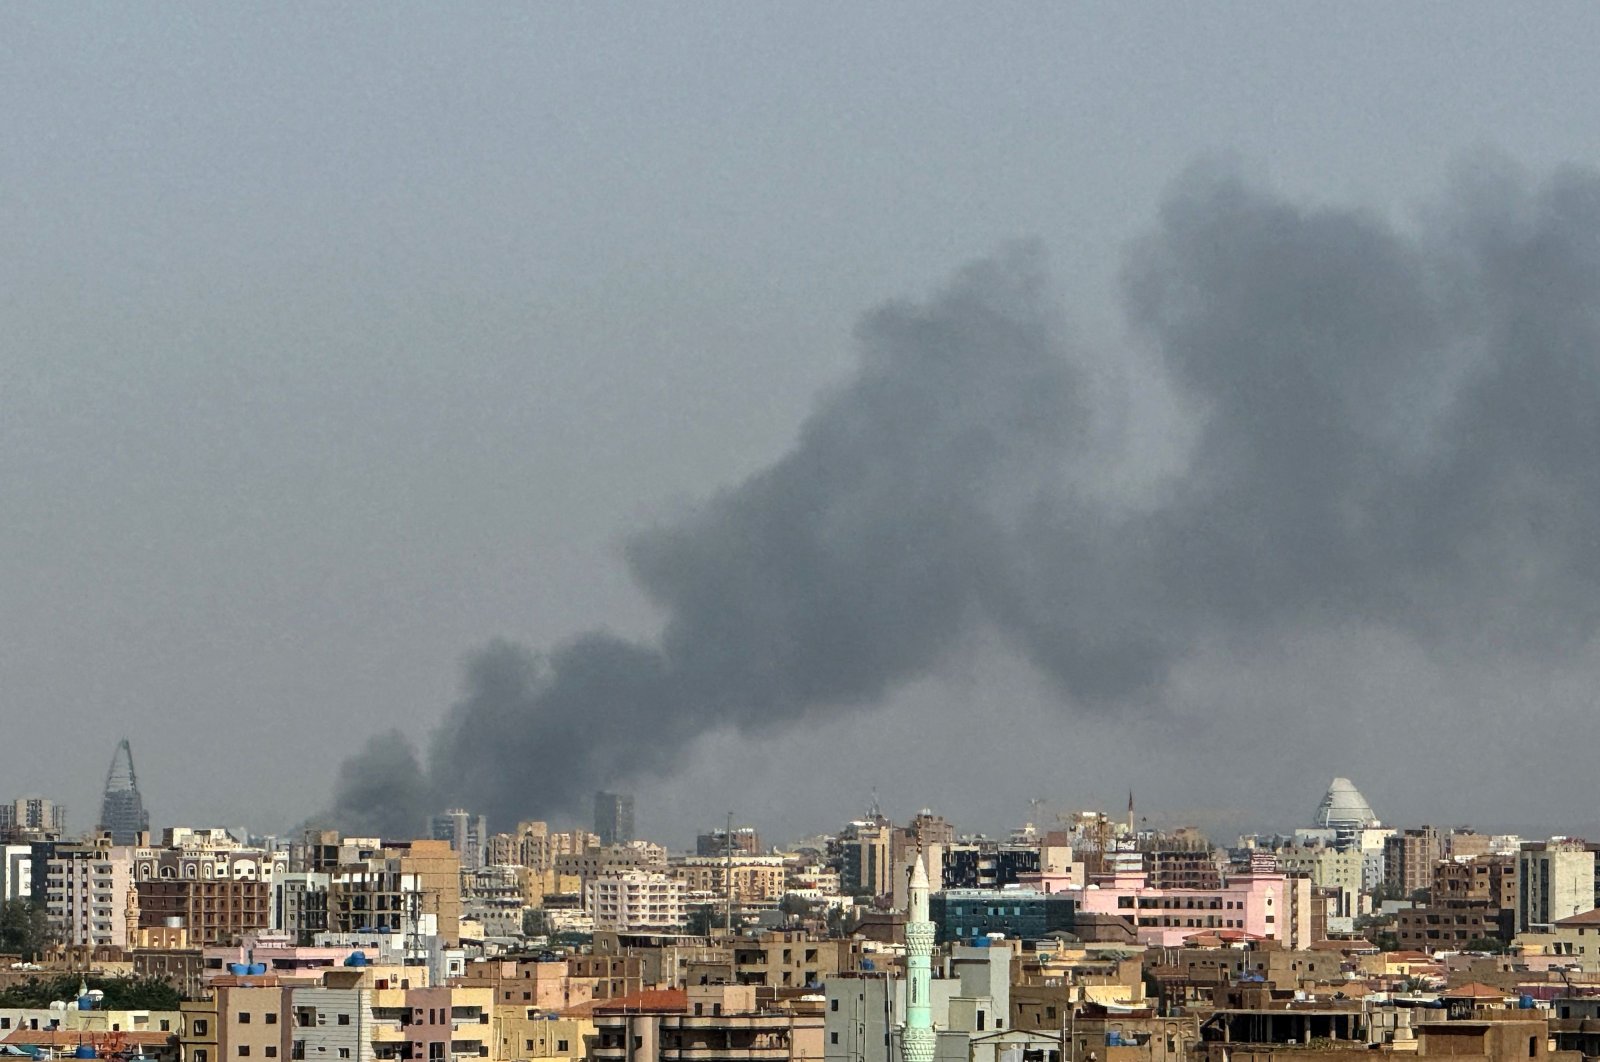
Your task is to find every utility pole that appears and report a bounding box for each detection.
[725,811,735,934]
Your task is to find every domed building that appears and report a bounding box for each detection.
[1315,777,1380,831]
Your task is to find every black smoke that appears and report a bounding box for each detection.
[332,159,1600,835]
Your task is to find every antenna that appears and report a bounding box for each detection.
[724,811,735,934]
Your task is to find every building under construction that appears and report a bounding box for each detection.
[97,738,150,844]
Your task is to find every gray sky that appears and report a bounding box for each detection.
[6,4,1600,848]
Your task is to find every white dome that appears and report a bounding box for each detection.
[1315,777,1379,829]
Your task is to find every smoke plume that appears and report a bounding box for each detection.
[332,159,1600,835]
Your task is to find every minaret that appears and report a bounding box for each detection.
[902,855,935,1062]
[124,883,140,950]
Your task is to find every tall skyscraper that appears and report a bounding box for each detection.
[97,739,150,845]
[593,791,635,846]
[430,808,488,871]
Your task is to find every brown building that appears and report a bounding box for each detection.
[1385,827,1442,896]
[181,980,293,1062]
[326,839,461,946]
[591,984,824,1062]
[138,879,270,946]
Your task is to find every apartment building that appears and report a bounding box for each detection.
[44,837,136,946]
[586,872,686,933]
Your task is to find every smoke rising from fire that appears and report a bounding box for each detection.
[333,159,1600,838]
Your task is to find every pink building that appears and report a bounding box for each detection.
[203,933,365,984]
[1074,869,1313,947]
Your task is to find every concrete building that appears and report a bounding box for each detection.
[43,837,136,946]
[587,872,686,932]
[824,943,1012,1062]
[1075,868,1314,948]
[325,840,462,946]
[929,888,1078,944]
[838,820,893,899]
[1383,827,1442,896]
[671,856,788,905]
[1,844,33,902]
[272,871,331,941]
[593,793,636,848]
[697,827,762,858]
[0,797,67,839]
[591,984,824,1062]
[1518,839,1595,932]
[431,811,489,874]
[1273,844,1364,919]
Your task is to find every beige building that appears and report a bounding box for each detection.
[325,839,462,946]
[587,872,686,932]
[671,857,787,905]
[45,837,136,946]
[592,984,824,1062]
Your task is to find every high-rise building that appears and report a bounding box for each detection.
[1518,839,1596,932]
[431,808,488,871]
[45,836,135,946]
[0,796,66,839]
[593,791,635,847]
[97,739,150,845]
[1383,826,1441,896]
[696,825,761,857]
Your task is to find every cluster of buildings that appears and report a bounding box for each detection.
[9,755,1600,1062]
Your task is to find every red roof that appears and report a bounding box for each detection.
[577,989,688,1017]
[3,1030,173,1049]
[1554,909,1600,927]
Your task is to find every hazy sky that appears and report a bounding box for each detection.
[6,5,1600,848]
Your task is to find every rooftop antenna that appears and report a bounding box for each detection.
[724,811,735,934]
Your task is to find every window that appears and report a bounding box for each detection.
[340,1051,351,1060]
[240,1014,252,1024]
[830,1034,839,1046]
[266,1050,277,1059]
[239,1048,251,1057]
[195,1053,208,1062]
[830,1000,838,1013]
[266,1015,277,1025]
[556,1042,568,1053]
[338,1015,350,1026]
[194,1021,210,1036]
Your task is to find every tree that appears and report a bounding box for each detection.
[0,899,53,960]
[522,909,549,938]
[0,975,182,1009]
[779,894,818,923]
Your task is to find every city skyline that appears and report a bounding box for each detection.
[7,5,1600,842]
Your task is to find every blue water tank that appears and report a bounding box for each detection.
[1107,1032,1122,1047]
[860,959,875,972]
[231,963,251,976]
[74,1045,97,1059]
[1520,995,1536,1010]
[77,997,94,1011]
[345,951,368,967]
[250,964,268,976]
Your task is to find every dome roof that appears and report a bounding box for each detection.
[1315,777,1379,829]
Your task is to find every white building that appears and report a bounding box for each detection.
[1,845,33,902]
[585,870,686,932]
[1519,839,1596,931]
[44,839,136,946]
